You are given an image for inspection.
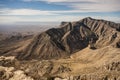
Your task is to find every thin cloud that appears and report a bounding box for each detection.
[70,0,120,12]
[22,0,120,12]
[0,8,99,16]
[1,8,119,16]
[22,0,96,3]
[0,9,58,15]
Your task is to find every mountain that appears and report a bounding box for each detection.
[13,17,120,60]
[0,17,120,80]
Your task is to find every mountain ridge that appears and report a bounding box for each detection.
[16,17,120,60]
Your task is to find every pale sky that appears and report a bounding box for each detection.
[0,0,120,24]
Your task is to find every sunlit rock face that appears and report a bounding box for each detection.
[16,17,120,60]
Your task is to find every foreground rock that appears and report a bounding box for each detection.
[0,47,120,80]
[0,56,33,80]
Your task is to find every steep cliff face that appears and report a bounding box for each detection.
[16,17,120,60]
[81,17,120,48]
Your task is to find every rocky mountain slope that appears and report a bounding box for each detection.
[0,17,120,80]
[16,17,120,60]
[0,47,120,80]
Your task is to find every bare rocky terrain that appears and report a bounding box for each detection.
[0,17,120,80]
